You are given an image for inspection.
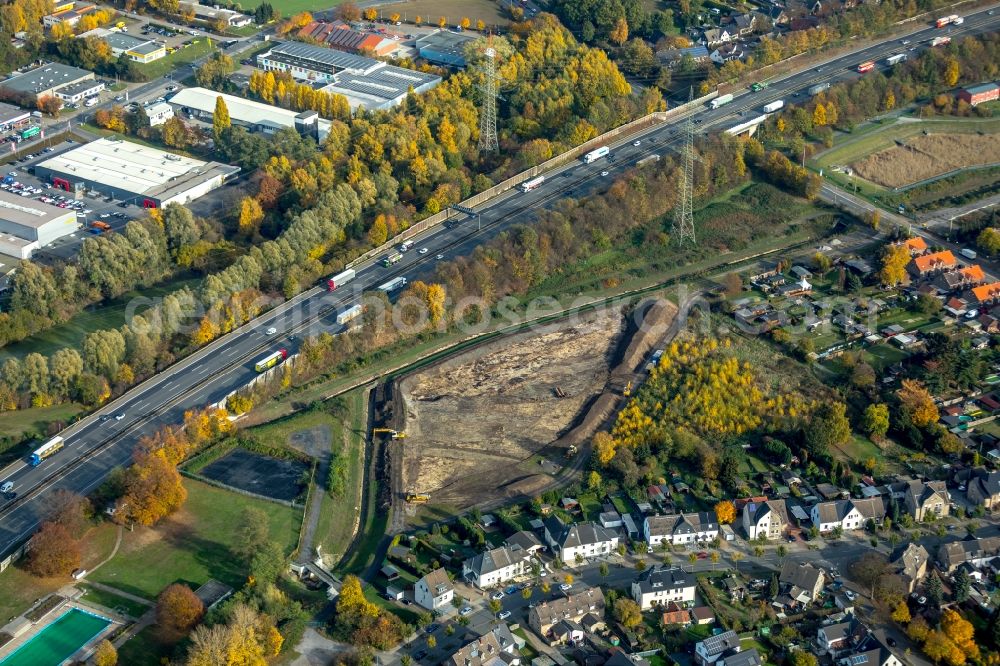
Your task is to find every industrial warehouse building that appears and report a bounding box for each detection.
[179,1,253,27]
[959,82,999,106]
[415,30,476,68]
[0,62,97,104]
[297,20,400,57]
[33,138,239,208]
[168,87,332,141]
[43,1,97,28]
[256,41,441,111]
[0,103,31,132]
[0,190,77,258]
[83,29,166,63]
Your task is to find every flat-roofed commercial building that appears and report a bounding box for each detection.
[168,87,332,140]
[0,62,95,103]
[415,30,476,67]
[180,1,252,26]
[0,103,31,132]
[99,31,166,63]
[33,137,239,208]
[257,41,441,111]
[145,101,174,126]
[0,190,78,258]
[53,78,105,103]
[43,1,97,28]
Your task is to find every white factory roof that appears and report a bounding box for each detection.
[0,189,74,228]
[35,137,211,194]
[168,87,332,137]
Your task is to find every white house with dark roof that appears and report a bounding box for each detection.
[462,545,531,589]
[810,498,885,532]
[631,566,696,610]
[414,567,454,611]
[742,499,788,540]
[542,516,618,563]
[644,512,719,546]
[695,630,741,666]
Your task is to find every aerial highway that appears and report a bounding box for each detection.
[0,8,997,558]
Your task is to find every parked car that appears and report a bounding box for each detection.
[459,606,473,616]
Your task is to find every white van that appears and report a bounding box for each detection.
[0,481,12,493]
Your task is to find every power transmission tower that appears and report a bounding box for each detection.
[477,45,499,153]
[671,88,697,246]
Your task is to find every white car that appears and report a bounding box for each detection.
[266,327,277,335]
[115,413,125,421]
[165,84,178,92]
[418,247,428,255]
[7,171,15,176]
[490,591,504,600]
[459,606,473,616]
[633,140,641,146]
[559,583,572,591]
[498,610,511,620]
[601,170,609,176]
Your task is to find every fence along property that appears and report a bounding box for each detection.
[348,91,719,269]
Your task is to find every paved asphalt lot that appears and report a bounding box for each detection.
[0,9,998,558]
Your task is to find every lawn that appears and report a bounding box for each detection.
[79,584,150,618]
[238,0,344,12]
[136,38,216,80]
[89,478,301,600]
[0,403,85,441]
[116,624,174,665]
[375,0,508,27]
[313,390,367,562]
[0,522,119,621]
[0,277,202,363]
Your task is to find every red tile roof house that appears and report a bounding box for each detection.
[972,282,1000,306]
[911,250,957,277]
[661,601,691,626]
[898,236,928,255]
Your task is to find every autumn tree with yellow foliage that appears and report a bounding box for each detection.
[897,379,938,428]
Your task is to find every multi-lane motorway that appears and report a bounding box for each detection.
[0,8,998,557]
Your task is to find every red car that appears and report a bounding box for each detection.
[697,551,709,559]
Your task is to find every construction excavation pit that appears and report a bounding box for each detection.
[392,298,678,518]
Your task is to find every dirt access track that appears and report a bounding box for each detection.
[395,299,677,514]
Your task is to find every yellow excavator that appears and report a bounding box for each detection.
[373,428,406,440]
[405,493,430,503]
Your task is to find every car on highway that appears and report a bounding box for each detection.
[459,606,473,616]
[498,610,512,620]
[490,591,504,600]
[435,254,444,260]
[266,327,277,335]
[418,247,428,254]
[601,170,609,176]
[0,481,12,494]
[901,39,911,45]
[115,413,125,421]
[633,140,641,146]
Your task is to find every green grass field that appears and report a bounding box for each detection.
[0,277,201,363]
[237,0,344,12]
[0,522,119,622]
[136,38,216,80]
[89,478,301,600]
[0,403,85,441]
[79,584,150,618]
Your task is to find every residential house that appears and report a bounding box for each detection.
[720,650,762,666]
[550,619,584,646]
[911,250,958,277]
[528,587,605,639]
[701,27,734,46]
[749,262,781,282]
[938,536,1000,572]
[967,470,1000,510]
[960,265,987,285]
[414,568,454,611]
[944,297,970,317]
[810,498,885,532]
[505,530,544,555]
[711,43,746,64]
[691,606,716,625]
[904,480,949,521]
[543,516,619,563]
[817,617,867,654]
[742,499,788,540]
[837,632,902,666]
[662,601,691,626]
[890,543,929,593]
[444,625,521,666]
[898,236,928,255]
[971,282,1000,306]
[778,561,825,606]
[644,512,720,546]
[730,12,758,36]
[695,630,741,666]
[656,45,711,67]
[631,566,696,610]
[462,545,531,589]
[599,511,623,529]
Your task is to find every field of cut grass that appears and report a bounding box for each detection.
[0,403,85,441]
[136,38,215,79]
[0,277,201,363]
[237,0,344,12]
[376,0,508,27]
[89,478,301,600]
